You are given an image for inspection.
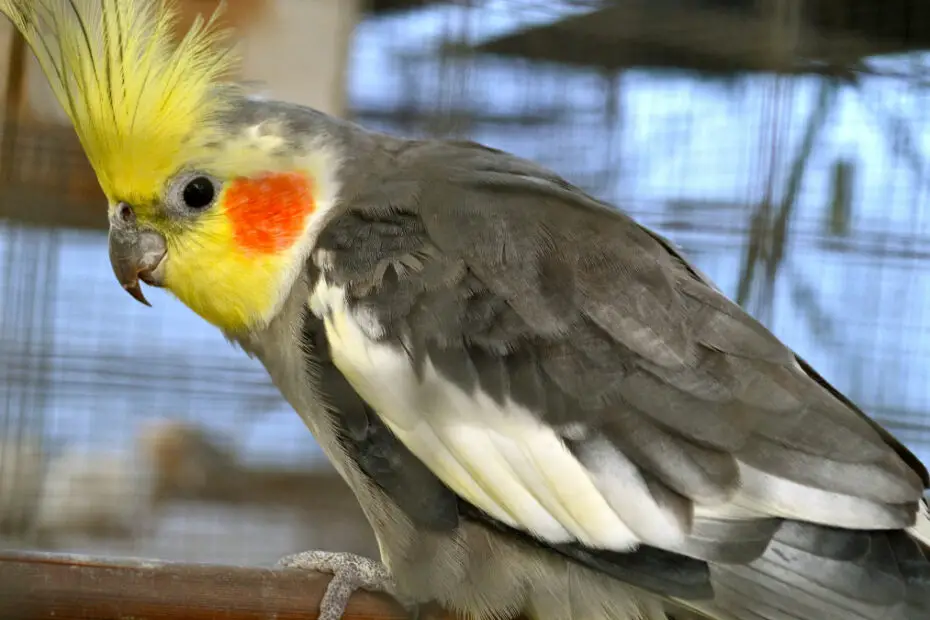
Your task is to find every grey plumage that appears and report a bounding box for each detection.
[227,99,930,620]
[8,1,923,615]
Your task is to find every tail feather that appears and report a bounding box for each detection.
[685,512,930,620]
[901,499,930,618]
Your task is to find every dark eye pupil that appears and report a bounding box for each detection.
[182,176,215,209]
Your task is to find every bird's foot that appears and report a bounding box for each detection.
[276,550,419,620]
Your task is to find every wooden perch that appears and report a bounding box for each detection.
[0,550,435,620]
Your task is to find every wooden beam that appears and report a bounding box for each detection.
[0,28,26,186]
[471,0,930,74]
[0,538,711,620]
[0,550,427,620]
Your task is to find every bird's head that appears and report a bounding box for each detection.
[0,0,339,334]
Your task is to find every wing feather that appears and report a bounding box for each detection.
[312,138,929,612]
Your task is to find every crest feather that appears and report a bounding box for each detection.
[0,0,240,201]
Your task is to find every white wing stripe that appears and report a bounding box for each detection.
[578,437,689,547]
[491,418,639,548]
[313,282,930,556]
[486,430,592,539]
[439,421,573,540]
[319,282,642,549]
[322,313,523,529]
[733,462,907,529]
[907,498,930,547]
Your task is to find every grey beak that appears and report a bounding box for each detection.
[108,202,167,307]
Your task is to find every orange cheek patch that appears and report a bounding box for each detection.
[223,172,316,254]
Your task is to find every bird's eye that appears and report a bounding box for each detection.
[182,176,216,209]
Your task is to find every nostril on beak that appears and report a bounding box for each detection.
[117,202,135,224]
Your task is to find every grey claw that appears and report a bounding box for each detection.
[275,550,417,620]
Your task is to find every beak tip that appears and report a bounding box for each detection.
[123,281,152,307]
[108,225,165,309]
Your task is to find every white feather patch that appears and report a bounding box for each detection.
[308,281,930,553]
[732,462,908,529]
[908,498,930,547]
[573,437,688,548]
[312,280,648,551]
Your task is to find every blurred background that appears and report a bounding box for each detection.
[1,0,930,568]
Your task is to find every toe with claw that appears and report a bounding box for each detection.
[276,550,420,620]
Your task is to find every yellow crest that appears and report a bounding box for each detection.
[0,0,240,202]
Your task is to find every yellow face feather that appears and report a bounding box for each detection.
[0,0,239,204]
[0,0,333,334]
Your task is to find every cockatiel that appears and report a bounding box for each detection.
[3,2,929,619]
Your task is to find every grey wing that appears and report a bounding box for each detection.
[314,139,930,618]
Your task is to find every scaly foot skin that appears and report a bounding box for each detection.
[276,551,420,620]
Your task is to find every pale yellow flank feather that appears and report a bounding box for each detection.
[0,0,239,203]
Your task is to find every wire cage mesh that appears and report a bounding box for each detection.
[1,0,930,572]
